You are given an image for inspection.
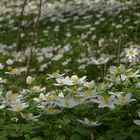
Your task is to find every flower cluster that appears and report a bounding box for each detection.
[0,0,140,139]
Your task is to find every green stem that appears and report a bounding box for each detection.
[117,36,122,64]
[18,123,22,137]
[119,74,124,91]
[90,133,94,140]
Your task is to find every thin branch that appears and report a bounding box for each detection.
[16,0,28,52]
[25,0,43,85]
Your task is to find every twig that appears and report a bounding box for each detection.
[25,0,43,85]
[16,0,28,52]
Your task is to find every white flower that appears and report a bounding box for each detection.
[5,67,26,75]
[0,104,6,109]
[81,89,97,99]
[107,67,140,84]
[116,93,135,106]
[5,68,20,75]
[98,82,113,91]
[33,93,47,102]
[89,57,110,65]
[31,86,46,93]
[65,86,83,94]
[5,91,21,104]
[52,54,63,61]
[122,70,140,80]
[37,102,62,115]
[55,98,83,108]
[37,56,44,63]
[6,59,14,65]
[96,95,116,109]
[0,63,4,69]
[77,118,101,127]
[20,112,40,121]
[9,102,28,112]
[109,91,124,96]
[58,92,64,98]
[26,76,34,85]
[133,120,140,126]
[45,93,56,102]
[55,75,86,86]
[42,107,62,115]
[0,77,7,84]
[133,112,140,126]
[84,80,95,89]
[124,47,138,61]
[109,65,125,75]
[105,74,125,84]
[46,71,65,79]
[11,117,19,122]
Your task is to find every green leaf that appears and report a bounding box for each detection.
[31,137,44,140]
[129,132,140,140]
[24,134,31,140]
[74,127,90,137]
[0,137,8,140]
[70,134,84,140]
[113,135,127,140]
[128,126,140,140]
[56,135,65,140]
[0,130,10,137]
[96,137,105,140]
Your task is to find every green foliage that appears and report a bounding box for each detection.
[0,0,140,140]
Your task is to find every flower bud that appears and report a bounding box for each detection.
[26,76,34,85]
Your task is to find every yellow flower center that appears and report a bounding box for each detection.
[116,66,122,73]
[48,108,56,113]
[126,71,133,76]
[21,113,32,119]
[52,71,59,76]
[119,96,125,106]
[85,89,92,96]
[103,96,109,103]
[7,93,18,102]
[48,95,55,101]
[75,97,82,103]
[15,104,22,112]
[64,101,69,107]
[71,76,79,82]
[71,86,79,92]
[11,68,18,74]
[128,50,134,55]
[33,86,40,91]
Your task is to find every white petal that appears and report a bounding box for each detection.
[133,120,140,126]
